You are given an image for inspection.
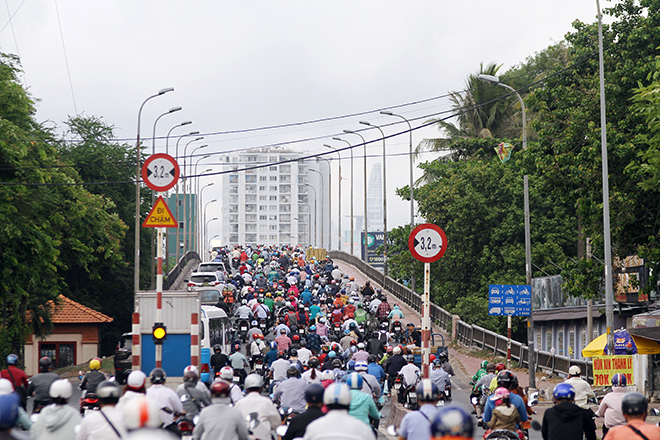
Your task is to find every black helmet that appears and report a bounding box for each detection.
[96,381,121,401]
[213,344,222,353]
[622,393,648,415]
[290,349,298,357]
[277,351,286,359]
[287,366,301,378]
[305,383,325,404]
[149,368,166,384]
[496,370,515,389]
[183,371,198,383]
[367,354,377,363]
[38,357,52,372]
[308,358,320,369]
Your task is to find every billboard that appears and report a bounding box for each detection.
[361,231,384,269]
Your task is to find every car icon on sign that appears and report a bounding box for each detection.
[519,298,531,305]
[490,297,502,304]
[505,297,514,304]
[489,307,501,315]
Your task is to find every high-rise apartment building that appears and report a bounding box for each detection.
[367,162,383,232]
[220,147,327,248]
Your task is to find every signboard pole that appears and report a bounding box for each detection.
[156,194,164,369]
[422,262,431,378]
[507,315,512,369]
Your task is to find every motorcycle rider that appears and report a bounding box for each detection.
[430,359,451,394]
[0,393,23,440]
[482,370,528,427]
[437,351,454,376]
[0,378,31,431]
[30,379,81,440]
[275,328,293,352]
[268,352,290,393]
[229,345,250,385]
[116,370,147,409]
[367,355,386,386]
[145,368,184,434]
[211,344,230,376]
[430,406,474,440]
[234,374,280,440]
[273,366,307,414]
[282,383,325,440]
[249,334,267,369]
[399,354,421,387]
[80,358,106,395]
[355,361,382,401]
[385,346,407,392]
[193,381,249,440]
[361,280,375,298]
[76,380,128,440]
[473,363,497,415]
[303,382,376,440]
[176,370,211,421]
[264,341,279,367]
[541,383,596,440]
[346,372,381,427]
[398,379,441,440]
[218,366,244,404]
[564,365,595,410]
[367,331,386,357]
[235,300,254,320]
[297,339,313,366]
[302,358,322,384]
[27,356,58,413]
[596,373,628,436]
[605,392,660,440]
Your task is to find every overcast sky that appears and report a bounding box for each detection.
[2,1,603,246]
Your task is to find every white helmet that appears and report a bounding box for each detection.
[183,365,198,375]
[219,366,234,380]
[0,379,12,395]
[127,370,147,390]
[123,396,161,429]
[323,383,351,407]
[49,379,73,400]
[244,374,264,390]
[569,365,581,376]
[354,361,368,372]
[320,370,334,381]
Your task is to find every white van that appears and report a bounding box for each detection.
[199,305,231,383]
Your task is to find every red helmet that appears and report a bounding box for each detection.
[350,340,357,346]
[348,313,354,319]
[259,334,264,340]
[336,293,341,297]
[495,363,506,372]
[253,334,260,340]
[292,334,300,341]
[430,354,437,362]
[210,380,231,397]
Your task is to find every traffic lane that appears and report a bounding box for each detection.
[27,380,83,415]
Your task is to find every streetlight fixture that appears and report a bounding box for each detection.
[197,171,214,255]
[165,121,192,155]
[134,87,173,294]
[310,166,327,249]
[343,130,368,263]
[360,121,389,276]
[204,217,218,258]
[190,158,211,251]
[173,132,200,263]
[324,144,343,252]
[381,110,415,291]
[332,138,354,255]
[183,144,207,252]
[150,106,182,289]
[203,194,218,258]
[302,183,317,246]
[478,73,533,384]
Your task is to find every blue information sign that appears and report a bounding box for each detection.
[488,284,531,316]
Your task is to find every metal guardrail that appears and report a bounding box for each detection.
[164,250,200,290]
[329,250,592,380]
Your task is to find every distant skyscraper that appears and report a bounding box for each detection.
[367,163,383,231]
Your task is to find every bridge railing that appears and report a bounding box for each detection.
[165,250,200,290]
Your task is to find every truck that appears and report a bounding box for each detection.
[114,291,229,385]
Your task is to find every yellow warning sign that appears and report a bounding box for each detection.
[143,196,177,228]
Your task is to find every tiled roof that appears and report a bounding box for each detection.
[50,295,113,324]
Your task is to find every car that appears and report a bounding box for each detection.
[505,297,514,304]
[489,307,501,315]
[198,287,223,305]
[490,297,502,304]
[194,262,229,280]
[519,298,531,305]
[187,273,222,291]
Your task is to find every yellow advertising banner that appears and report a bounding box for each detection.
[592,355,634,386]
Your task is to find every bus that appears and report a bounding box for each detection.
[199,305,231,384]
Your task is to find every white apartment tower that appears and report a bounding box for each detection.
[220,147,327,248]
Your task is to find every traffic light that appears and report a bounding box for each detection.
[152,322,167,344]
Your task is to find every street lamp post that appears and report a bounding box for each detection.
[165,121,192,155]
[174,132,200,264]
[343,130,368,263]
[183,141,206,253]
[197,172,214,255]
[478,73,533,385]
[309,167,326,249]
[134,87,173,295]
[360,121,388,276]
[150,106,182,289]
[302,183,317,246]
[204,219,218,258]
[324,144,342,252]
[381,110,415,289]
[191,157,211,252]
[203,196,217,258]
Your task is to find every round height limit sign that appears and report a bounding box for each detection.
[408,223,447,263]
[142,153,180,192]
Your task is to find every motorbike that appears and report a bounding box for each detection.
[332,322,342,340]
[31,399,50,414]
[79,392,100,415]
[403,383,419,410]
[297,325,306,337]
[232,257,240,270]
[253,355,265,375]
[177,416,195,439]
[238,319,249,343]
[393,375,404,403]
[259,318,268,333]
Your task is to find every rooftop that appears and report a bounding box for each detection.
[50,295,113,324]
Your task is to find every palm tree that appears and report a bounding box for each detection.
[418,63,518,159]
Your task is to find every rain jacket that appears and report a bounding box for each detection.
[30,403,82,440]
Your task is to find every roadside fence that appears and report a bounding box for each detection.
[165,250,200,290]
[328,250,592,381]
